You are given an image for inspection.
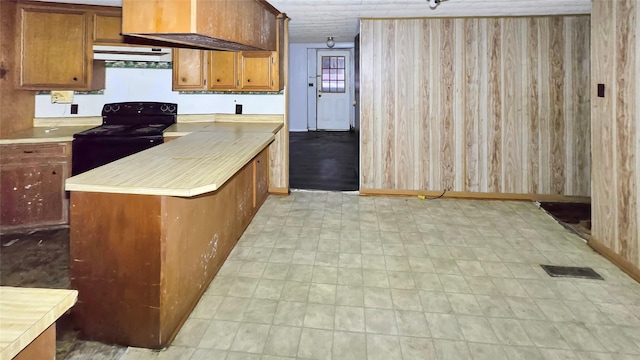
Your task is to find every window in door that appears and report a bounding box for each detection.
[321,56,346,93]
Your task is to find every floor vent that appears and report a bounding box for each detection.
[540,265,604,280]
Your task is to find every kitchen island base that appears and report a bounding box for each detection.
[69,148,268,348]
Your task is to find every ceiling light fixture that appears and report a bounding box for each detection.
[326,37,335,48]
[428,0,443,9]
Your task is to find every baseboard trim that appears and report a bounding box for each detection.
[588,237,640,284]
[358,188,590,203]
[268,187,290,195]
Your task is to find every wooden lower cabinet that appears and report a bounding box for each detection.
[0,143,71,233]
[69,148,269,348]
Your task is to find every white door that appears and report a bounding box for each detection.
[316,50,350,131]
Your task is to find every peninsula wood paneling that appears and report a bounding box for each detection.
[591,0,640,279]
[360,16,591,196]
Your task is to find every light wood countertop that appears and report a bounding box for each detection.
[0,126,95,145]
[0,287,77,360]
[65,131,275,197]
[164,122,283,137]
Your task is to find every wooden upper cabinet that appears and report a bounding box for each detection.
[122,0,279,51]
[16,3,105,90]
[172,48,207,90]
[93,9,124,44]
[209,51,237,90]
[239,51,277,91]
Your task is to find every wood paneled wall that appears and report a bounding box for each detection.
[360,16,590,196]
[590,0,640,280]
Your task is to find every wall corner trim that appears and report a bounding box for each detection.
[588,236,640,284]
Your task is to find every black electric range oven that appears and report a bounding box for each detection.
[71,102,177,176]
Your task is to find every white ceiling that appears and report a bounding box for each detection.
[41,0,591,43]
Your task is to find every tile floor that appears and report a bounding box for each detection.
[78,191,640,359]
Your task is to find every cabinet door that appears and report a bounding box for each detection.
[18,6,90,89]
[0,161,67,230]
[253,148,269,209]
[208,51,237,90]
[172,48,207,90]
[238,51,275,91]
[93,11,124,44]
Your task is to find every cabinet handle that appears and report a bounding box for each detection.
[52,170,57,175]
[181,77,186,82]
[247,79,251,83]
[23,150,39,154]
[73,77,78,81]
[204,79,207,86]
[216,78,220,82]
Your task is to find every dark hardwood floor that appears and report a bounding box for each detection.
[289,131,359,191]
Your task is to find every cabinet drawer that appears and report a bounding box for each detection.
[0,143,69,162]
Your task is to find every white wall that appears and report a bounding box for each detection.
[288,42,354,132]
[35,67,285,117]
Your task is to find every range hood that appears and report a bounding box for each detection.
[93,45,173,62]
[121,0,281,51]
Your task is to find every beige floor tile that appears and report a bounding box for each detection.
[199,320,241,350]
[333,331,366,360]
[468,343,508,360]
[262,325,301,357]
[297,328,333,360]
[425,313,464,340]
[312,266,338,284]
[364,308,398,335]
[303,303,335,329]
[280,281,311,302]
[243,299,278,324]
[190,349,228,360]
[434,339,472,360]
[521,320,571,349]
[308,283,337,304]
[335,305,365,332]
[190,295,224,319]
[366,334,402,360]
[394,310,430,337]
[214,298,251,321]
[273,301,306,327]
[399,336,436,360]
[457,315,499,344]
[336,285,364,306]
[489,317,534,346]
[447,293,483,316]
[363,287,393,309]
[230,323,271,354]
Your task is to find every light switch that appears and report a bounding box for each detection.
[51,91,74,104]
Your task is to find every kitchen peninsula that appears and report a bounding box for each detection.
[65,121,282,348]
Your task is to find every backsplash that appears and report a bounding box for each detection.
[35,67,285,118]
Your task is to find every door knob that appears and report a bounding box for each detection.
[318,94,322,98]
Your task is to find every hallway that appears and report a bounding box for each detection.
[289,131,359,191]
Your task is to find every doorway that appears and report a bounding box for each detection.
[316,49,351,131]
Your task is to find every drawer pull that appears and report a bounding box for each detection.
[247,79,251,83]
[23,150,39,154]
[52,170,57,175]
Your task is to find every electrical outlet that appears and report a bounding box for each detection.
[235,104,243,114]
[51,91,74,104]
[70,104,78,114]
